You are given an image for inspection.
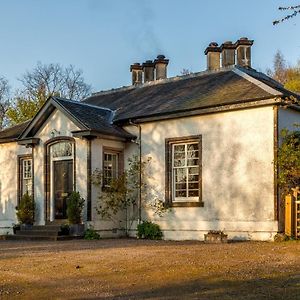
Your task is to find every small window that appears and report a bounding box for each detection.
[103,152,119,187]
[19,158,33,197]
[165,136,203,207]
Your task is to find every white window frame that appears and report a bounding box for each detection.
[172,142,199,202]
[103,152,119,188]
[21,158,32,196]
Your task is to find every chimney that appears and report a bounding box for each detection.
[221,41,236,67]
[130,63,143,85]
[154,55,169,80]
[142,60,155,82]
[204,42,221,71]
[235,37,254,68]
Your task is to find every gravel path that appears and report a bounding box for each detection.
[0,239,299,299]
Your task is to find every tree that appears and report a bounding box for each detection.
[273,4,300,25]
[267,51,287,85]
[267,51,300,94]
[0,76,11,130]
[7,63,92,125]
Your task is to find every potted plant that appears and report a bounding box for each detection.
[204,230,228,243]
[66,191,85,236]
[16,193,35,230]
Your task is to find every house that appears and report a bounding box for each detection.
[0,37,299,240]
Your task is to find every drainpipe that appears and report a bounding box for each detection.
[129,120,142,224]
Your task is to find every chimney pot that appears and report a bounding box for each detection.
[142,60,155,82]
[221,41,236,67]
[235,37,254,68]
[204,42,221,71]
[130,63,143,85]
[154,54,169,80]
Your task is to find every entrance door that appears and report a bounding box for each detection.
[53,160,73,219]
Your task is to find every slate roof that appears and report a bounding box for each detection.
[1,65,298,143]
[83,66,296,122]
[53,97,134,139]
[0,120,31,143]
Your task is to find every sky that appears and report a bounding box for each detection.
[0,0,299,94]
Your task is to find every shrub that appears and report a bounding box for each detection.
[84,227,100,240]
[137,221,163,240]
[60,224,70,235]
[66,191,84,224]
[16,193,35,224]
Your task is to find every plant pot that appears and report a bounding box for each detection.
[204,232,228,244]
[20,224,33,231]
[69,224,85,237]
[13,224,21,234]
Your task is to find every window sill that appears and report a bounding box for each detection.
[168,201,204,208]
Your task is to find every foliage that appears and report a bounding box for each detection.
[16,193,35,225]
[66,191,85,224]
[7,62,91,125]
[267,51,300,94]
[92,155,168,235]
[137,221,163,240]
[84,227,100,240]
[0,76,11,129]
[273,5,300,25]
[277,128,300,192]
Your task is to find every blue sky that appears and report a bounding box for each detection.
[0,0,299,93]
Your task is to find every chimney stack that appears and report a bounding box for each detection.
[142,60,155,82]
[221,41,236,67]
[235,37,254,68]
[154,55,169,80]
[130,63,143,85]
[204,42,221,71]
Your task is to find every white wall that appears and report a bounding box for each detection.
[34,109,88,224]
[90,138,127,237]
[0,142,30,234]
[125,106,278,241]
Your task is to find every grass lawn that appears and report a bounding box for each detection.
[0,239,299,299]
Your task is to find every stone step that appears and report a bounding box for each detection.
[29,225,62,231]
[16,230,60,237]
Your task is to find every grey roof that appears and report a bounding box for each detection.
[1,65,298,143]
[83,66,297,122]
[0,120,31,143]
[53,97,133,139]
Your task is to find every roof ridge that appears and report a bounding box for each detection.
[54,97,114,113]
[88,66,236,98]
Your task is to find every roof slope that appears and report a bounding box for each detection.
[0,120,31,143]
[53,98,133,139]
[83,66,293,122]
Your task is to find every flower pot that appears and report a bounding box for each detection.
[20,224,33,231]
[69,224,85,237]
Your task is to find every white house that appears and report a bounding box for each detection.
[0,37,299,240]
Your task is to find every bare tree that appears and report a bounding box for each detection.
[266,51,288,85]
[7,63,92,125]
[273,4,300,25]
[0,76,11,130]
[20,62,92,101]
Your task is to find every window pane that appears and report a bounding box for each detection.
[176,190,187,197]
[52,142,73,158]
[174,145,185,152]
[188,190,199,197]
[188,183,199,190]
[187,143,198,151]
[103,152,118,187]
[174,168,187,183]
[187,158,199,166]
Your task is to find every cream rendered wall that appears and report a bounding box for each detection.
[0,142,30,234]
[90,138,127,237]
[125,106,278,241]
[34,109,88,224]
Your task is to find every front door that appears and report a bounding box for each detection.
[53,160,73,219]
